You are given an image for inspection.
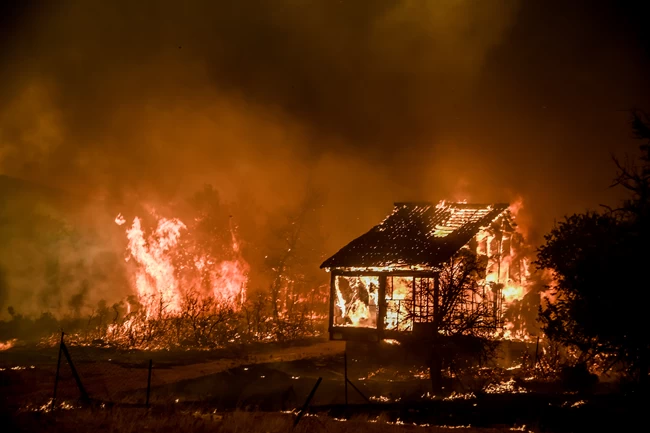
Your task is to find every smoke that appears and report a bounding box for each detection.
[0,1,521,193]
[0,0,649,317]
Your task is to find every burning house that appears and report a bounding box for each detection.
[321,201,529,342]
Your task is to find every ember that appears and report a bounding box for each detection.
[443,391,477,401]
[25,399,80,413]
[483,378,528,394]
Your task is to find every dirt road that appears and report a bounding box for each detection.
[152,340,344,386]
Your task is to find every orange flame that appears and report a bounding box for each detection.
[332,200,534,340]
[117,212,249,315]
[124,216,186,313]
[502,284,526,304]
[334,276,379,328]
[0,339,16,351]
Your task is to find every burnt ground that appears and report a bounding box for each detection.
[0,339,646,432]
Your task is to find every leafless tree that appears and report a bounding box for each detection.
[406,248,499,393]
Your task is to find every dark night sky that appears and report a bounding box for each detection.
[0,0,649,247]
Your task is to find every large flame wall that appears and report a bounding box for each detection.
[116,211,249,316]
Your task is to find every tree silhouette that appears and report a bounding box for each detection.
[537,111,650,385]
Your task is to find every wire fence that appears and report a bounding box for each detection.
[45,332,346,413]
[39,331,543,423]
[52,337,157,408]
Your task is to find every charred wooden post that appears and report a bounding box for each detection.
[433,273,440,331]
[146,359,153,408]
[293,377,322,427]
[344,350,348,406]
[411,275,416,317]
[328,272,335,335]
[430,272,443,393]
[60,338,89,402]
[342,346,370,405]
[378,276,386,336]
[51,331,64,410]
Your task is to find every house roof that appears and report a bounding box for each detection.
[320,201,509,270]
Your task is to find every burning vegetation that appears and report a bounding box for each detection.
[80,202,329,349]
[115,211,249,316]
[0,196,544,353]
[0,185,329,350]
[1,2,649,431]
[0,176,642,409]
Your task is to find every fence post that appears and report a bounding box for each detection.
[59,338,89,401]
[346,378,371,404]
[51,332,64,410]
[343,348,370,404]
[146,359,153,408]
[293,377,322,427]
[344,350,348,407]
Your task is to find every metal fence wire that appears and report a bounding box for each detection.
[47,332,380,413]
[53,334,157,408]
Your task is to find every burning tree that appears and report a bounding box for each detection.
[537,111,650,385]
[115,184,250,319]
[89,184,330,349]
[259,189,329,341]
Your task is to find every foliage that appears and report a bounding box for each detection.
[406,248,499,392]
[2,288,326,350]
[240,289,327,343]
[536,111,650,382]
[77,287,324,349]
[436,249,493,334]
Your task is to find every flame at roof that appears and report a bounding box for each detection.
[320,201,509,270]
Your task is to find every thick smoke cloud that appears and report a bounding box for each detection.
[0,1,522,202]
[0,0,649,316]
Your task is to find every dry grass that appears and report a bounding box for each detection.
[7,407,523,433]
